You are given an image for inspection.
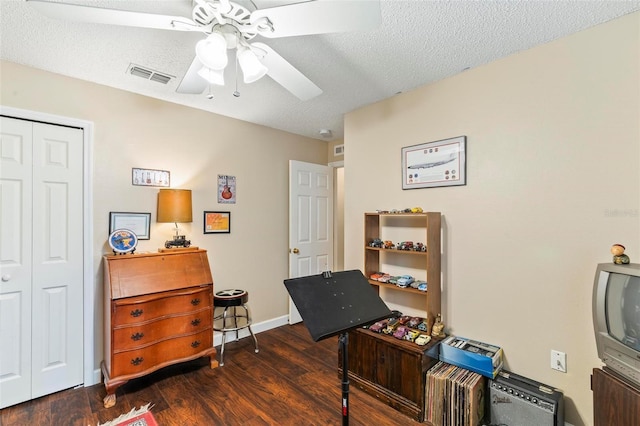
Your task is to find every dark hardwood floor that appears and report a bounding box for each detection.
[1,323,421,425]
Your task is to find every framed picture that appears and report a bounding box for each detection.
[204,211,231,234]
[132,168,170,187]
[109,212,151,239]
[217,175,236,204]
[401,136,467,189]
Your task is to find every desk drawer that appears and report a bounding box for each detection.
[113,308,212,351]
[112,287,212,326]
[111,329,213,377]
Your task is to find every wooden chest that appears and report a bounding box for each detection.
[101,249,217,407]
[340,327,439,422]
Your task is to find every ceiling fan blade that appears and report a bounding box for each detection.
[27,0,199,31]
[252,43,322,101]
[176,57,208,94]
[251,0,380,38]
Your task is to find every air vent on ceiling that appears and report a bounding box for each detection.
[128,64,174,85]
[334,144,344,156]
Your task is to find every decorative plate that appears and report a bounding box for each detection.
[108,228,138,254]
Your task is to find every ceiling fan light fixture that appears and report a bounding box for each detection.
[237,45,268,84]
[196,32,228,70]
[197,66,225,86]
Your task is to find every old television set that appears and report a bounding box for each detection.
[593,262,640,387]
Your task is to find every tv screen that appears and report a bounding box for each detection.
[606,272,640,352]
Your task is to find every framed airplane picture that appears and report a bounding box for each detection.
[401,136,466,189]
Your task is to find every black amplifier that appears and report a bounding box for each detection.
[487,370,564,426]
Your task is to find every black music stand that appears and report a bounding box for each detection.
[284,270,392,425]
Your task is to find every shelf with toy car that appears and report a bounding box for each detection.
[364,211,441,331]
[365,246,428,255]
[368,280,430,295]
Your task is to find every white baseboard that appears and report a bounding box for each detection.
[214,314,289,347]
[89,314,291,386]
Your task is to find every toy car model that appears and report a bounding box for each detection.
[368,320,388,333]
[398,315,412,325]
[411,207,423,213]
[388,276,400,285]
[405,329,420,342]
[383,240,395,249]
[369,238,384,248]
[382,318,399,334]
[398,241,414,251]
[369,272,384,281]
[407,317,422,328]
[164,235,191,249]
[415,334,432,346]
[378,273,391,283]
[396,275,414,287]
[411,280,426,289]
[413,242,426,252]
[417,282,428,292]
[393,325,408,339]
[417,321,429,332]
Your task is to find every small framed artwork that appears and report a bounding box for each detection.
[204,211,231,234]
[217,175,236,204]
[109,212,151,239]
[132,168,170,187]
[401,135,467,189]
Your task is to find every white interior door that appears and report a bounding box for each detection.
[288,160,333,324]
[0,117,34,407]
[0,117,84,408]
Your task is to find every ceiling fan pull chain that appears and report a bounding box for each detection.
[233,53,240,97]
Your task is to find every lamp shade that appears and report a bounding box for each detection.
[237,45,268,83]
[196,32,228,70]
[157,189,192,223]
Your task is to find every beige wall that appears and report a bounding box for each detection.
[1,61,327,375]
[344,12,639,426]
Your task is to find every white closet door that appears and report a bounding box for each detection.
[0,117,84,407]
[30,122,84,398]
[0,117,34,408]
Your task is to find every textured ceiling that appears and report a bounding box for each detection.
[1,0,639,141]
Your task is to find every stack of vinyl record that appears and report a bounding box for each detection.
[425,361,486,426]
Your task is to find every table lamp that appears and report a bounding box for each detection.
[157,188,192,249]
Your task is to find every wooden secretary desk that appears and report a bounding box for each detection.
[102,249,218,408]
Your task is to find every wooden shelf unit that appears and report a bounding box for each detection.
[364,212,441,331]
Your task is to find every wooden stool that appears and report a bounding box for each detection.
[213,289,259,366]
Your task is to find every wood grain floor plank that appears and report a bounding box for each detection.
[2,323,420,426]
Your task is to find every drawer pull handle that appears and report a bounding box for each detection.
[191,340,201,348]
[131,357,144,366]
[191,298,201,306]
[131,332,144,341]
[130,309,144,317]
[191,318,201,326]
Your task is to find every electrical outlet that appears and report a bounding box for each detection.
[551,350,567,373]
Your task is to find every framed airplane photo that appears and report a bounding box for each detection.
[401,136,466,189]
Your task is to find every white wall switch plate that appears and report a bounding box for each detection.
[551,350,567,373]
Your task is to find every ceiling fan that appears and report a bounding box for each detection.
[27,0,381,101]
